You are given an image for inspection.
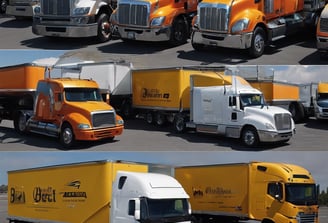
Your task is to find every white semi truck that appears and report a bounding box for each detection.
[180,72,295,147]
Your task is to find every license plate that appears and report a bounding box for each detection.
[127,32,135,39]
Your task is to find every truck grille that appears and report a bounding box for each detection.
[198,3,229,32]
[319,17,328,32]
[274,113,291,130]
[297,213,316,223]
[92,111,116,128]
[42,0,70,16]
[117,1,149,26]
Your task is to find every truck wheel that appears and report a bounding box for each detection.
[155,112,166,126]
[60,123,75,148]
[146,112,154,124]
[97,13,112,43]
[170,17,188,46]
[289,102,304,123]
[191,31,205,51]
[0,0,7,14]
[173,114,186,133]
[248,27,265,58]
[241,126,259,147]
[13,112,28,134]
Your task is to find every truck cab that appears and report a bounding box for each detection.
[17,78,124,147]
[314,82,328,119]
[186,74,295,147]
[112,171,192,223]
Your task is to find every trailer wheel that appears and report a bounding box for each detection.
[248,27,266,58]
[155,112,166,126]
[241,126,259,147]
[13,112,28,134]
[173,114,186,133]
[170,17,189,46]
[60,123,75,148]
[146,112,154,124]
[97,13,112,43]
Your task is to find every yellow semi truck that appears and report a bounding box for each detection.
[175,161,319,223]
[7,160,192,223]
[0,63,124,148]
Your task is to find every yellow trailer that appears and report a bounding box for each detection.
[130,66,225,126]
[8,160,191,223]
[175,161,319,223]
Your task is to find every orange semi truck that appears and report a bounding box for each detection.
[191,0,325,57]
[110,0,197,45]
[0,63,124,147]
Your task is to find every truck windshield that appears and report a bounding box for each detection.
[285,184,317,205]
[240,94,264,107]
[317,93,328,106]
[140,198,190,222]
[65,88,102,102]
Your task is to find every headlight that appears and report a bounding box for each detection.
[151,16,165,26]
[117,119,124,125]
[71,17,89,24]
[73,7,90,15]
[78,124,90,129]
[231,18,249,34]
[34,6,41,14]
[265,123,275,130]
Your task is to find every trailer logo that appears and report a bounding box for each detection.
[9,187,25,204]
[33,187,56,203]
[192,186,232,198]
[61,180,87,200]
[66,180,81,189]
[141,88,170,99]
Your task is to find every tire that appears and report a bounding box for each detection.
[248,27,266,58]
[173,114,186,133]
[289,102,304,123]
[13,112,28,134]
[146,112,154,124]
[60,123,75,148]
[241,126,259,147]
[170,17,189,46]
[97,13,112,43]
[191,31,205,51]
[155,112,166,126]
[0,0,7,14]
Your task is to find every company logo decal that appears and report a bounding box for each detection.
[192,186,232,198]
[9,187,26,204]
[141,88,170,99]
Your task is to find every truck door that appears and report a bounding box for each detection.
[266,182,284,219]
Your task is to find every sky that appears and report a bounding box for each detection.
[0,151,327,191]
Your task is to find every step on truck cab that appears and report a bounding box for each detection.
[191,0,325,57]
[110,0,198,45]
[175,161,319,223]
[7,160,192,223]
[0,63,124,148]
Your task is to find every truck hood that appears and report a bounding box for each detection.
[244,105,291,119]
[65,101,114,115]
[321,5,328,19]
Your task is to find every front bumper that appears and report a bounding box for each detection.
[258,129,295,143]
[317,36,328,52]
[32,19,98,38]
[116,25,171,41]
[6,5,33,17]
[74,125,124,141]
[192,29,253,49]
